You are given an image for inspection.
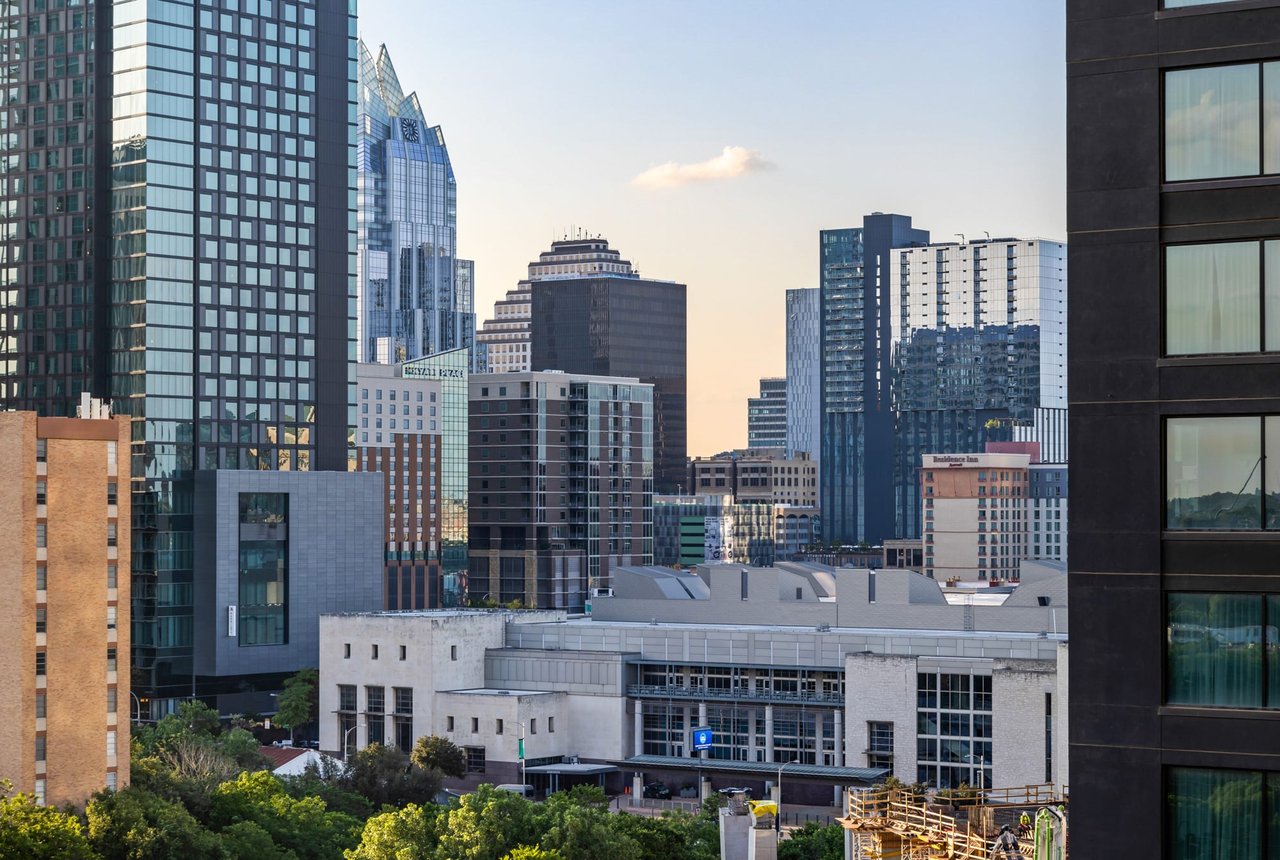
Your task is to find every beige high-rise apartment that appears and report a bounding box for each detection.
[0,402,131,806]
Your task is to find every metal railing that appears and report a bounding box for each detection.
[627,684,844,706]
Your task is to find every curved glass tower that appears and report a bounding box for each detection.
[356,41,474,367]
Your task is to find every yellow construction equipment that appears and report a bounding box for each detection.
[838,783,1067,860]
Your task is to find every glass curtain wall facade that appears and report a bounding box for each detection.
[889,239,1066,540]
[109,0,357,711]
[355,40,473,367]
[820,215,929,546]
[785,287,820,462]
[0,0,104,417]
[746,376,786,449]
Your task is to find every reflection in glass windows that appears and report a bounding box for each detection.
[238,492,287,646]
[1167,767,1280,860]
[916,669,992,789]
[1166,64,1261,181]
[1166,417,1270,530]
[1166,593,1277,708]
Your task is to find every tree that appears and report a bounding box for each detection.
[275,669,319,743]
[0,782,95,860]
[87,786,225,860]
[537,803,639,860]
[502,848,564,860]
[344,743,441,808]
[344,802,440,860]
[777,821,845,860]
[435,784,539,860]
[210,770,361,860]
[219,820,294,860]
[410,735,466,779]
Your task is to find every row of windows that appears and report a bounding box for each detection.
[445,715,554,735]
[336,685,413,715]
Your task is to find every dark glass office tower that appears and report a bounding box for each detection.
[819,214,928,545]
[1069,2,1280,856]
[528,237,687,494]
[0,2,107,416]
[0,0,358,713]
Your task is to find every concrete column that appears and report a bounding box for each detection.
[765,705,774,762]
[698,702,708,760]
[813,712,823,763]
[748,708,759,762]
[701,775,712,801]
[833,709,844,767]
[633,700,643,756]
[632,773,643,807]
[683,705,692,757]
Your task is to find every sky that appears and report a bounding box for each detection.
[357,0,1067,456]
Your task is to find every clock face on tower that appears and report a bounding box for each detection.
[400,118,420,143]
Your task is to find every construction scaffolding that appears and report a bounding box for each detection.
[838,784,1067,860]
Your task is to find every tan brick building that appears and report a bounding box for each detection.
[0,405,131,806]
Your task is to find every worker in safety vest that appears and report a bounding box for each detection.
[992,824,1023,859]
[1018,810,1032,837]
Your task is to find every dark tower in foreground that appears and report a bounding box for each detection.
[1069,2,1280,856]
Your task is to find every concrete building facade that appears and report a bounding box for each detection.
[689,448,818,507]
[319,562,1067,801]
[0,406,131,806]
[191,469,383,715]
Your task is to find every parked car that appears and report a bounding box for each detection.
[717,786,753,798]
[642,782,672,799]
[496,784,536,798]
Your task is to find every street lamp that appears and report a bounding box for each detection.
[776,758,799,834]
[342,724,359,763]
[519,721,528,791]
[128,691,144,725]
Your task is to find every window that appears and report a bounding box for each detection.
[36,608,45,634]
[105,565,114,589]
[447,716,454,732]
[35,693,45,719]
[35,481,46,505]
[107,688,116,714]
[371,644,378,660]
[1166,416,1280,530]
[107,730,116,757]
[35,736,45,762]
[107,606,116,630]
[399,645,406,661]
[106,523,117,547]
[106,647,116,672]
[394,687,413,715]
[107,482,117,505]
[35,652,45,676]
[1165,241,1280,356]
[36,523,46,548]
[1167,593,1280,708]
[471,717,478,733]
[465,746,486,774]
[35,439,46,462]
[37,566,46,590]
[530,719,537,734]
[344,643,350,659]
[548,717,555,733]
[1165,62,1280,181]
[867,721,894,770]
[450,645,457,661]
[367,686,385,714]
[496,719,504,735]
[1167,767,1280,860]
[338,685,356,712]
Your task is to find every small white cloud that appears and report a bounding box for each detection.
[631,145,774,190]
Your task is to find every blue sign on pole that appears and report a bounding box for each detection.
[693,727,714,751]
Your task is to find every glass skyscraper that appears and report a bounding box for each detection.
[356,40,474,368]
[819,215,929,546]
[889,239,1067,539]
[785,287,820,462]
[0,0,359,713]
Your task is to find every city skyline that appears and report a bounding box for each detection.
[355,0,1068,454]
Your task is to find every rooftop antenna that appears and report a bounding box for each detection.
[983,231,991,240]
[955,233,966,244]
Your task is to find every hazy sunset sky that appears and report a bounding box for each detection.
[357,0,1067,455]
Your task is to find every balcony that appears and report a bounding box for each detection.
[627,684,844,707]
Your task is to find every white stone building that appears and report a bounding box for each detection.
[319,563,1067,801]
